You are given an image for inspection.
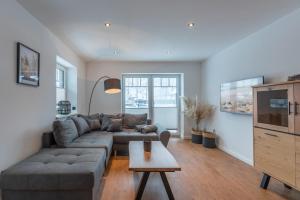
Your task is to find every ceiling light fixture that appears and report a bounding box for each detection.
[188,23,195,28]
[105,23,111,27]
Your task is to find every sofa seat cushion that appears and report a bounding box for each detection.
[0,148,106,191]
[65,131,113,156]
[112,131,159,144]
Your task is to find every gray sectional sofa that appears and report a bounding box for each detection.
[0,113,171,200]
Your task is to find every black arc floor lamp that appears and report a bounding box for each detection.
[88,76,121,115]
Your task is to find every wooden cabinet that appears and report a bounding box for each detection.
[296,136,300,190]
[254,128,295,185]
[253,81,300,190]
[295,83,300,135]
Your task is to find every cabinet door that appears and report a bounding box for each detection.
[254,128,295,185]
[295,83,300,135]
[253,84,294,133]
[296,136,300,189]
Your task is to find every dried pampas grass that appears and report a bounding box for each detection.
[182,96,215,131]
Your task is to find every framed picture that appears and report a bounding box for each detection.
[17,42,40,87]
[220,76,264,115]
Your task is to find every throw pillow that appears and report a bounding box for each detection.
[107,118,123,132]
[135,124,146,132]
[141,125,158,134]
[53,119,78,147]
[70,116,90,136]
[123,113,147,128]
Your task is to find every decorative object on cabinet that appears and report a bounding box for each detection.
[221,76,263,114]
[16,42,40,87]
[288,74,300,81]
[253,80,300,191]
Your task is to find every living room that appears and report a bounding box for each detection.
[1,0,300,199]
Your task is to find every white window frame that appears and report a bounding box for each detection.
[122,74,181,130]
[56,64,67,102]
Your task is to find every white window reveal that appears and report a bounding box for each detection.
[55,56,78,117]
[56,64,66,103]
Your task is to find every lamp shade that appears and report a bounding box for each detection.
[104,78,121,94]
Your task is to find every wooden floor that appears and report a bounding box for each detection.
[99,138,300,200]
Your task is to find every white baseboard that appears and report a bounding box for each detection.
[217,144,253,166]
[180,136,253,166]
[183,135,191,139]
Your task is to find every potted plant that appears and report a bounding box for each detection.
[182,96,215,144]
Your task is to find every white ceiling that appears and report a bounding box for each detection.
[17,0,300,62]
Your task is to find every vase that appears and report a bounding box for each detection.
[144,140,152,152]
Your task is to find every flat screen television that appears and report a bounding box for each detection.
[220,76,264,114]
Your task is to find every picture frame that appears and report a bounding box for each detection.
[220,76,264,115]
[17,42,40,87]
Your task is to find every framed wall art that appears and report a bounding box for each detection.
[220,76,264,114]
[17,42,40,87]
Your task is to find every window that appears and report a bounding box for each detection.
[56,67,65,88]
[124,77,149,109]
[56,64,66,103]
[153,77,177,107]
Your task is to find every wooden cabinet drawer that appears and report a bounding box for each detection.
[296,136,300,189]
[254,128,295,185]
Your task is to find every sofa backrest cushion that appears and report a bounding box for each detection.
[70,116,91,136]
[79,113,100,121]
[107,118,123,132]
[86,118,101,130]
[123,113,147,128]
[100,113,123,131]
[79,113,101,131]
[53,119,78,147]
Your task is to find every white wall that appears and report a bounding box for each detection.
[200,9,300,165]
[0,0,86,174]
[86,61,201,138]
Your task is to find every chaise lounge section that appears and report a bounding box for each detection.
[1,148,106,200]
[1,113,171,200]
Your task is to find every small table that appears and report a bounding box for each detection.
[129,141,181,200]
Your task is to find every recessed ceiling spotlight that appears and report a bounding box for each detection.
[188,23,195,28]
[105,23,111,27]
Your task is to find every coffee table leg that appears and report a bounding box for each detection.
[160,172,175,200]
[135,172,150,200]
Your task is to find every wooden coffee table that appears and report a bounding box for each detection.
[129,141,181,200]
